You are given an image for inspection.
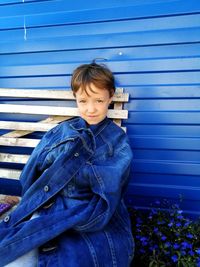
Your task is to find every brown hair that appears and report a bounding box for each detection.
[71,61,115,97]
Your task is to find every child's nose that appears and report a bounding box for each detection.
[87,103,96,113]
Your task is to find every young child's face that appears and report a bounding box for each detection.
[75,83,113,125]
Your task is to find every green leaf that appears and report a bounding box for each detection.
[149,260,157,267]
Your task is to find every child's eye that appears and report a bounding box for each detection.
[79,100,86,103]
[97,99,103,103]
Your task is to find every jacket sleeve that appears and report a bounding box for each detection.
[19,126,59,194]
[74,136,133,232]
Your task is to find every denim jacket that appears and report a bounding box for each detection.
[0,117,134,267]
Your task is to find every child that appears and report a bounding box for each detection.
[0,61,134,267]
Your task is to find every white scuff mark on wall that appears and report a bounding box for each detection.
[24,16,27,41]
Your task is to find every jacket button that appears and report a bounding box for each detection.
[44,185,50,192]
[4,215,10,223]
[74,152,79,157]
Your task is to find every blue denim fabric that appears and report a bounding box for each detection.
[4,249,38,267]
[0,117,134,267]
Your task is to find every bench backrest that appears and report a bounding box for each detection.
[0,88,129,182]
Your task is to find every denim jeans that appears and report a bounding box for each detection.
[4,249,38,267]
[4,212,39,267]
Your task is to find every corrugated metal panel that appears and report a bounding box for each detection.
[0,0,200,217]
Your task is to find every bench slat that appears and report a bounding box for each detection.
[1,116,70,138]
[0,88,129,102]
[0,137,39,147]
[0,121,57,132]
[0,89,74,100]
[0,168,20,180]
[0,104,128,119]
[0,153,29,164]
[113,88,124,127]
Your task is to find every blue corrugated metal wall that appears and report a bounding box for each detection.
[0,0,200,217]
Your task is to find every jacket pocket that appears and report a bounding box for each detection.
[40,138,76,171]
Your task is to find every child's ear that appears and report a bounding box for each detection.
[109,91,114,104]
[109,97,113,104]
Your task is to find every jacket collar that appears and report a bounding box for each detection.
[69,117,111,137]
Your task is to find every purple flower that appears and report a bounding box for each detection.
[153,227,159,233]
[173,243,179,249]
[161,235,167,241]
[149,244,158,252]
[171,255,178,262]
[168,222,173,227]
[131,200,200,266]
[181,251,186,256]
[184,221,190,227]
[140,237,147,242]
[177,215,183,220]
[181,241,192,249]
[189,250,195,256]
[196,248,200,255]
[177,210,183,214]
[140,236,148,246]
[186,233,193,239]
[151,209,157,215]
[158,220,165,225]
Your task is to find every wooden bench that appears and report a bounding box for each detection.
[0,88,129,196]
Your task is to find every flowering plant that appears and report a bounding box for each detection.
[129,199,200,267]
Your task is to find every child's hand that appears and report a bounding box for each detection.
[3,196,20,206]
